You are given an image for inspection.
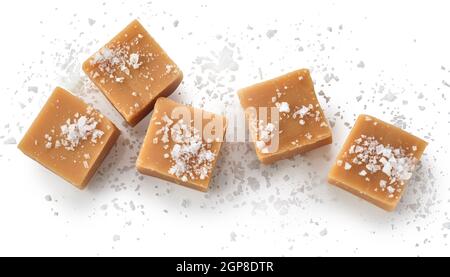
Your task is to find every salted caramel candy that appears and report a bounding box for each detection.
[18,87,120,189]
[237,69,332,164]
[136,98,226,192]
[328,114,428,211]
[82,19,183,126]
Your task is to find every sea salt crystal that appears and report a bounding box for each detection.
[277,102,290,113]
[293,105,311,119]
[258,121,276,143]
[344,162,352,170]
[56,111,103,151]
[162,118,217,182]
[386,185,395,194]
[255,140,266,150]
[382,163,392,176]
[128,53,142,69]
[349,145,355,154]
[355,145,364,153]
[165,64,174,74]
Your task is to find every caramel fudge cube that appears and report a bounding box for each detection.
[136,97,226,192]
[237,69,332,164]
[328,114,427,211]
[18,87,120,189]
[82,19,183,126]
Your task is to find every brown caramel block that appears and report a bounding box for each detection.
[238,69,332,164]
[136,97,226,192]
[18,87,120,189]
[83,19,183,126]
[328,114,427,211]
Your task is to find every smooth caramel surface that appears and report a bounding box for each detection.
[83,20,183,126]
[328,114,427,211]
[238,69,332,164]
[18,87,120,189]
[136,97,226,192]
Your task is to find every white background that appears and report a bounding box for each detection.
[0,0,449,256]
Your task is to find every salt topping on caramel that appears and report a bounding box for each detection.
[44,106,104,152]
[154,114,216,182]
[90,43,142,82]
[336,134,418,198]
[253,120,276,154]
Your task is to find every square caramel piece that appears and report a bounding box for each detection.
[82,19,183,126]
[237,69,332,164]
[18,87,120,189]
[136,97,227,192]
[328,114,428,211]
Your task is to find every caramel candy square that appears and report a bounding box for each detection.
[237,69,332,164]
[328,114,428,211]
[83,20,183,126]
[18,87,120,189]
[136,97,226,192]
